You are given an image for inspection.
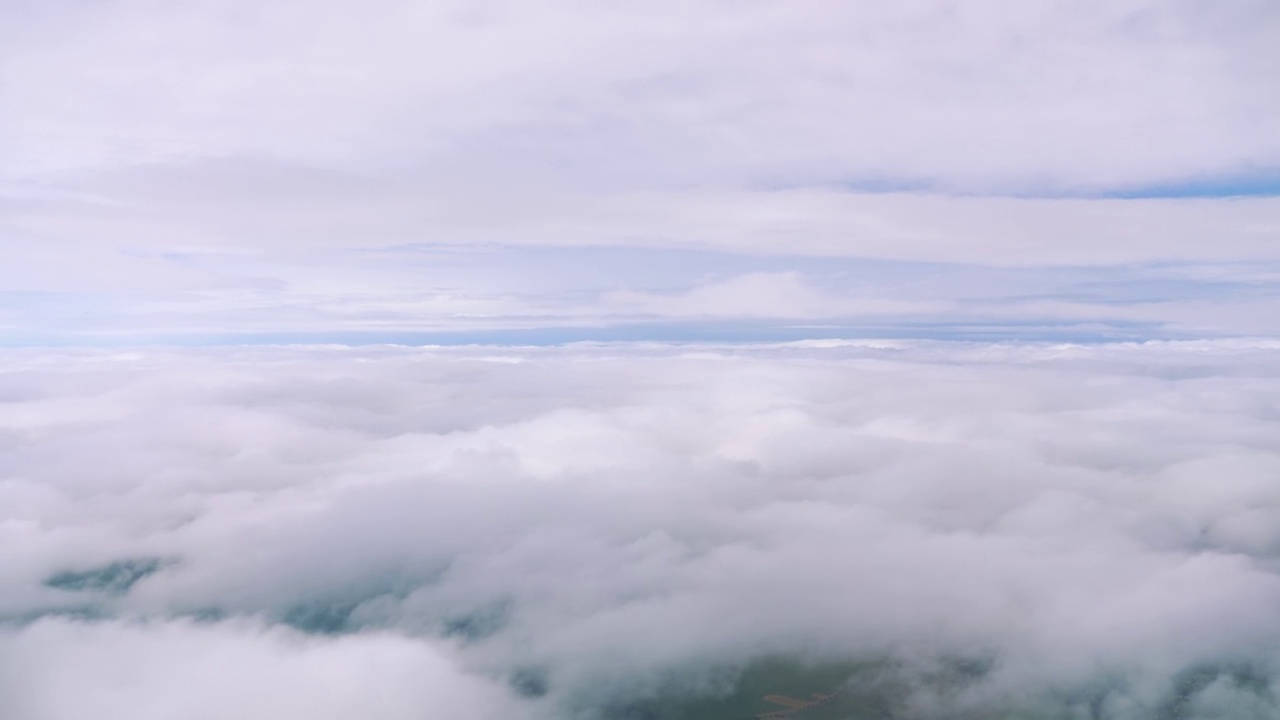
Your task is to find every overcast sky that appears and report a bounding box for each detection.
[4,3,1280,720]
[3,0,1279,344]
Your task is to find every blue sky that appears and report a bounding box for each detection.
[1106,176,1280,199]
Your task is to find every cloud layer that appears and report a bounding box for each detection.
[4,340,1280,718]
[2,1,1278,343]
[5,3,1280,718]
[5,0,1279,189]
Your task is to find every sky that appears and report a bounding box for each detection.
[3,0,1280,344]
[3,1,1280,719]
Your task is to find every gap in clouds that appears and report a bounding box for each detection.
[1095,173,1280,200]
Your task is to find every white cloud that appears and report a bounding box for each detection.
[4,187,1279,341]
[602,272,950,319]
[4,342,1280,716]
[2,2,1278,341]
[5,3,1280,716]
[0,619,517,720]
[3,1,1278,190]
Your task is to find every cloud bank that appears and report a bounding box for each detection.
[4,341,1280,718]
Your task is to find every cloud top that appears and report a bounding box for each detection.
[4,341,1280,717]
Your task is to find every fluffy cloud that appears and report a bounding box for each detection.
[4,341,1280,717]
[0,619,514,720]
